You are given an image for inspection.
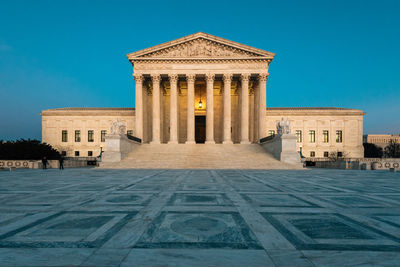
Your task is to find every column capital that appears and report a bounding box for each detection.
[240,73,251,82]
[168,74,179,83]
[132,73,144,83]
[151,74,161,83]
[205,73,215,83]
[223,73,233,82]
[186,74,196,84]
[258,73,269,82]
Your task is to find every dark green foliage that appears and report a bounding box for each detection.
[363,143,383,158]
[0,139,60,160]
[384,140,400,158]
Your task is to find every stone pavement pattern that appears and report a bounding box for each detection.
[0,168,399,266]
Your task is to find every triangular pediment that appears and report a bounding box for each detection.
[127,32,275,60]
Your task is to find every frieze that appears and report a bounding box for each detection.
[134,61,270,71]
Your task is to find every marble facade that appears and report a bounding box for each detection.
[41,32,364,159]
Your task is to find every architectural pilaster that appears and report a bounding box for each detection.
[258,73,269,140]
[240,73,250,144]
[151,74,161,144]
[133,73,144,139]
[223,73,233,144]
[205,73,215,144]
[168,74,179,144]
[186,74,196,144]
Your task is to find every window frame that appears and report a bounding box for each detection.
[268,130,275,136]
[309,130,315,143]
[323,130,329,143]
[296,130,302,143]
[101,130,107,142]
[336,130,343,143]
[88,130,94,142]
[61,130,68,142]
[75,130,81,142]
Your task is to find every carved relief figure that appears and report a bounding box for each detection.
[110,118,127,135]
[144,38,257,58]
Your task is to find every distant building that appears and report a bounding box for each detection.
[364,134,400,149]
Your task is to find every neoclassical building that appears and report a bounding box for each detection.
[41,32,364,159]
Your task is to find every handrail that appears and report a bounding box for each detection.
[259,134,275,144]
[126,134,142,143]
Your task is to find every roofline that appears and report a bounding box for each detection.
[40,107,135,116]
[266,107,365,116]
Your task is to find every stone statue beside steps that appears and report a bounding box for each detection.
[110,118,126,135]
[276,117,291,135]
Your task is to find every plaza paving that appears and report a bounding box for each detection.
[0,168,399,266]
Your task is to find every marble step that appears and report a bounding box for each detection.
[100,144,302,169]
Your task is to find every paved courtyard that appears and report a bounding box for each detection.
[0,168,399,266]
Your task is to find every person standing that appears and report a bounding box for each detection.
[59,156,64,170]
[42,157,48,169]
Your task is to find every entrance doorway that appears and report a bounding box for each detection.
[195,116,206,143]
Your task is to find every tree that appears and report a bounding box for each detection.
[363,143,383,158]
[0,139,60,160]
[384,140,400,158]
[328,150,349,161]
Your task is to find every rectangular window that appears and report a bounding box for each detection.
[127,130,133,136]
[61,151,67,156]
[310,151,315,157]
[336,130,343,143]
[75,130,81,142]
[61,130,68,142]
[268,130,275,136]
[88,130,94,142]
[296,130,302,143]
[101,130,107,142]
[88,151,93,156]
[323,130,329,143]
[324,151,329,157]
[337,151,343,157]
[309,130,315,143]
[75,151,80,157]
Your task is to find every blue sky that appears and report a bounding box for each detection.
[0,0,399,140]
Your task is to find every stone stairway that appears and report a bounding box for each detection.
[100,144,303,169]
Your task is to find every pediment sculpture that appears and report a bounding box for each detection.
[140,38,261,58]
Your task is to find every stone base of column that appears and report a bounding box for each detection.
[185,141,196,144]
[222,140,233,144]
[205,141,215,144]
[150,141,161,145]
[168,141,179,144]
[240,140,251,144]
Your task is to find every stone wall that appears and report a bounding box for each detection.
[265,108,364,158]
[41,108,135,157]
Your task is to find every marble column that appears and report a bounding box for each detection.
[133,74,143,140]
[240,73,250,144]
[205,73,215,144]
[223,73,233,144]
[151,74,161,144]
[168,74,179,144]
[253,77,260,142]
[186,74,196,144]
[258,73,269,140]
